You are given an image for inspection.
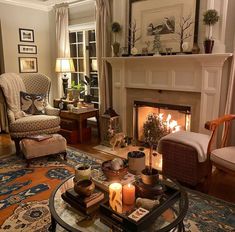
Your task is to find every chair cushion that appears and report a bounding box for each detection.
[10,115,60,133]
[211,147,235,171]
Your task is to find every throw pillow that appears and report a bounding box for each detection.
[20,91,46,115]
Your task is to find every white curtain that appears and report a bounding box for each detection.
[95,0,111,115]
[55,3,70,98]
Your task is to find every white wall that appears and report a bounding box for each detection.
[0,2,52,77]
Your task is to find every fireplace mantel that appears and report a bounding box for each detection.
[104,53,233,134]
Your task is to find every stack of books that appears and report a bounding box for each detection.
[61,188,105,214]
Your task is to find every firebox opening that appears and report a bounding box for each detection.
[133,101,191,143]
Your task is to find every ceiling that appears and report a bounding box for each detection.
[0,0,91,11]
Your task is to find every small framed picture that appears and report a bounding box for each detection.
[19,57,38,73]
[18,44,37,54]
[19,28,34,42]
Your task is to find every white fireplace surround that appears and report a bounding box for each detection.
[105,53,232,135]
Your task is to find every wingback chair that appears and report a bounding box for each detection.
[0,73,60,154]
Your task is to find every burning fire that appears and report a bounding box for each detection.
[159,113,181,133]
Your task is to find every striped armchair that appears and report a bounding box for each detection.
[0,73,60,154]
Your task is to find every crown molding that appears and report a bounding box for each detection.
[0,0,95,12]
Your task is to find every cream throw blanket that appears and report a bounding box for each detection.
[0,73,26,120]
[158,131,211,162]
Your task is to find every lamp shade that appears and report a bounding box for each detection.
[55,58,75,73]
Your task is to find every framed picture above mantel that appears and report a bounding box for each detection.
[129,0,200,54]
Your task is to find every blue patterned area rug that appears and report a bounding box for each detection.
[0,147,235,231]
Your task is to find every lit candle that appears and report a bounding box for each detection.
[109,183,122,213]
[123,183,135,205]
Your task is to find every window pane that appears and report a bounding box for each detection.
[89,43,96,57]
[77,32,83,42]
[70,44,77,57]
[78,59,84,72]
[69,32,76,43]
[77,44,83,57]
[88,30,96,41]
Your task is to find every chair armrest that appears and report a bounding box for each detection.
[45,105,60,116]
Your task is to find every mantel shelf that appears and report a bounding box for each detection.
[104,53,233,66]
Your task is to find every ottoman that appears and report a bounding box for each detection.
[157,131,212,186]
[21,134,67,167]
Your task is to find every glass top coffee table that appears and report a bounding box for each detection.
[49,175,188,232]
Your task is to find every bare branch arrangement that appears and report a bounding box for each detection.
[128,20,141,49]
[175,15,194,53]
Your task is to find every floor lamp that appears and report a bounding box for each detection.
[55,58,75,99]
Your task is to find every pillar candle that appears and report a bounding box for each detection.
[123,183,135,205]
[109,183,122,213]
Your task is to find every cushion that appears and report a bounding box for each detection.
[211,147,235,171]
[158,131,210,162]
[20,91,46,115]
[0,73,26,119]
[10,115,60,133]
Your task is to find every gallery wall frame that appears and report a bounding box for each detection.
[129,0,200,54]
[18,44,37,54]
[19,57,38,73]
[19,28,34,42]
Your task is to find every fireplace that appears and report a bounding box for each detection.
[133,101,191,143]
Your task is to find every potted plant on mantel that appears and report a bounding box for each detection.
[203,9,219,54]
[111,22,121,57]
[141,114,169,185]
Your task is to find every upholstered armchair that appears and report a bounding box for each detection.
[0,73,60,154]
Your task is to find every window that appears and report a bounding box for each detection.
[69,27,99,108]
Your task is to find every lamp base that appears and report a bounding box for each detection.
[62,76,69,99]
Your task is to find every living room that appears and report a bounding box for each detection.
[0,0,235,231]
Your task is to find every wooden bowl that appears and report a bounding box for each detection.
[101,160,128,181]
[74,179,95,197]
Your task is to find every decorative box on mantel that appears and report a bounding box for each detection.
[104,53,233,135]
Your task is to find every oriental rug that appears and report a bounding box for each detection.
[0,148,234,232]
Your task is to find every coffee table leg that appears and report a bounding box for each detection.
[50,215,56,232]
[95,113,100,139]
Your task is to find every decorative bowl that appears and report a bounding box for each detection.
[74,179,95,197]
[101,160,128,181]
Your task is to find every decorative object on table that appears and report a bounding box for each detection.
[19,28,34,42]
[109,183,122,213]
[127,151,146,175]
[80,75,95,103]
[175,15,194,53]
[129,0,199,53]
[67,80,84,101]
[142,113,169,185]
[18,44,37,54]
[100,108,120,147]
[100,179,183,232]
[55,57,75,99]
[121,47,129,56]
[111,22,121,57]
[203,9,219,54]
[74,164,91,181]
[136,197,160,210]
[101,159,128,181]
[123,183,136,205]
[73,179,95,197]
[18,57,38,73]
[129,20,141,55]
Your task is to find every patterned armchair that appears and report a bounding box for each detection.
[0,73,60,154]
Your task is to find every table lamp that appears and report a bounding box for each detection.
[55,58,75,99]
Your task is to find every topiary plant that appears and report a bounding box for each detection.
[111,22,121,43]
[203,9,219,40]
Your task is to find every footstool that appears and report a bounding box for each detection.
[21,134,67,167]
[157,131,212,186]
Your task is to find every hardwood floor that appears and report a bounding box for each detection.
[1,133,235,203]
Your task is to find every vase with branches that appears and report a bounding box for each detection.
[141,113,169,185]
[128,20,141,55]
[203,9,219,53]
[175,15,194,53]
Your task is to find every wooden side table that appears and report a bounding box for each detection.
[60,109,100,143]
